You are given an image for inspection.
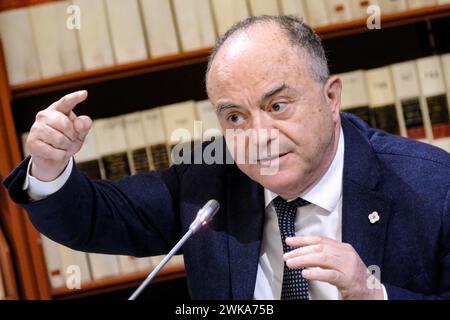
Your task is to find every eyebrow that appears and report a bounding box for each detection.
[261,83,289,104]
[215,83,290,114]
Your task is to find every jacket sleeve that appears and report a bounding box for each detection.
[2,156,186,257]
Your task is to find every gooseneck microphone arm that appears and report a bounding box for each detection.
[128,199,220,300]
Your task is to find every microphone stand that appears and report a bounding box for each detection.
[128,200,219,300]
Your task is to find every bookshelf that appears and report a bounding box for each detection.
[0,225,19,299]
[0,2,449,300]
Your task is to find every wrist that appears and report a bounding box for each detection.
[30,158,70,182]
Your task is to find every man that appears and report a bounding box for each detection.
[3,16,450,300]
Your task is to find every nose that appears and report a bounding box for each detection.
[249,110,279,153]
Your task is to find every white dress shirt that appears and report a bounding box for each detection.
[24,127,386,299]
[253,128,345,300]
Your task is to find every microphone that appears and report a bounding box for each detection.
[128,199,220,300]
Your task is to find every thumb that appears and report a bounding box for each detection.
[74,115,92,141]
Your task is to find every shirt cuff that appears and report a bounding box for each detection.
[382,284,388,300]
[22,157,74,201]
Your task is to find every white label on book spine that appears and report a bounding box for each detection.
[248,0,280,15]
[327,0,353,24]
[391,61,421,99]
[141,108,167,146]
[94,117,128,156]
[172,0,216,51]
[339,70,370,109]
[139,0,180,57]
[29,1,82,79]
[0,7,41,85]
[124,113,148,150]
[161,101,199,144]
[104,0,148,64]
[416,56,446,97]
[365,67,396,107]
[72,0,115,70]
[211,0,250,36]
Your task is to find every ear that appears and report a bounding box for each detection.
[323,75,342,123]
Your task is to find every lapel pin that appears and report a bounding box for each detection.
[368,211,380,224]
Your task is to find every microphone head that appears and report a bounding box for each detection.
[189,199,220,234]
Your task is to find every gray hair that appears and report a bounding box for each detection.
[206,15,329,84]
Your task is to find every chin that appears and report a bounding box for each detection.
[249,165,305,196]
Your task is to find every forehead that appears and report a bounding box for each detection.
[207,23,310,97]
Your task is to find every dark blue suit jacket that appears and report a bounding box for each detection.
[3,113,450,299]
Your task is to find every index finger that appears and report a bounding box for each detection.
[285,236,338,248]
[50,90,88,115]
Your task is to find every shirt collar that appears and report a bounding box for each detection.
[264,127,344,213]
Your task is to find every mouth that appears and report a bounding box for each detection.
[257,152,290,164]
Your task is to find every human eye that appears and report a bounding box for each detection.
[227,113,245,126]
[270,102,288,113]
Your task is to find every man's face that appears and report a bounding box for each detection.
[207,24,341,199]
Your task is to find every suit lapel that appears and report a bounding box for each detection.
[226,164,265,300]
[341,115,392,271]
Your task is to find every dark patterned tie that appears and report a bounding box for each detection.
[272,196,311,300]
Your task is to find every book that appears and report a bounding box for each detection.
[135,257,154,272]
[161,101,200,147]
[195,100,222,140]
[87,253,121,280]
[365,67,401,134]
[104,0,148,64]
[407,0,437,9]
[21,132,30,158]
[416,56,450,141]
[304,0,330,27]
[378,0,408,13]
[58,245,92,285]
[0,265,4,299]
[72,0,115,70]
[210,0,250,36]
[280,0,309,22]
[123,112,152,174]
[29,1,82,79]
[391,61,431,140]
[248,0,280,16]
[94,117,131,181]
[40,235,66,289]
[0,7,41,85]
[141,108,171,170]
[326,0,353,24]
[350,0,380,19]
[74,130,103,180]
[116,256,139,275]
[139,0,180,58]
[338,70,372,125]
[161,101,200,165]
[172,0,216,51]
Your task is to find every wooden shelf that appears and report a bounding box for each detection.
[10,4,450,100]
[11,48,212,99]
[52,264,186,300]
[316,3,450,39]
[0,226,19,299]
